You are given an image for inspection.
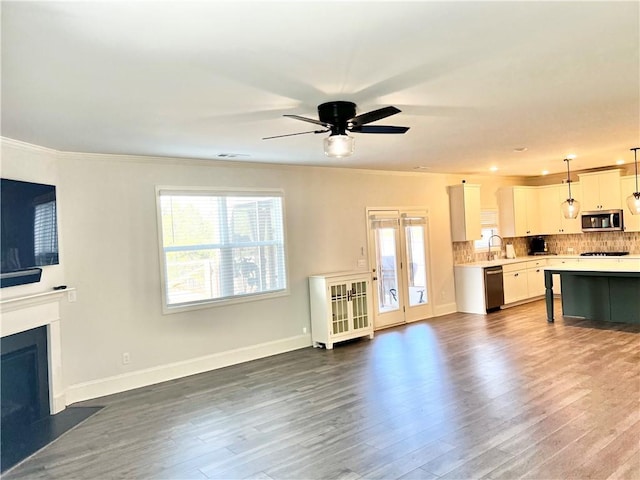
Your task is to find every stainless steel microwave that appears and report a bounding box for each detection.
[581,209,624,232]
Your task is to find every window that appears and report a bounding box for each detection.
[474,209,501,251]
[157,188,287,311]
[34,197,58,265]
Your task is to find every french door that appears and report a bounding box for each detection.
[367,209,433,329]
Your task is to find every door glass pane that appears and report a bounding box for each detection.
[330,284,349,335]
[405,225,428,306]
[376,228,399,313]
[351,280,369,330]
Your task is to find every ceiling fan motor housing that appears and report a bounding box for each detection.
[318,101,356,135]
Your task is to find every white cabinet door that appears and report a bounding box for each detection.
[539,184,582,235]
[503,269,528,304]
[448,184,481,241]
[526,267,545,297]
[538,185,562,234]
[524,188,540,235]
[499,187,540,237]
[579,170,621,211]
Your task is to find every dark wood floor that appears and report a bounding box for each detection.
[5,299,639,479]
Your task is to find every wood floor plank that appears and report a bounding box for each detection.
[3,299,638,480]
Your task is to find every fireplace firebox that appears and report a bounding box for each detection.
[1,326,50,442]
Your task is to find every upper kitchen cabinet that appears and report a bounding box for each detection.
[578,170,621,211]
[621,176,640,232]
[498,186,540,237]
[538,183,582,235]
[448,183,481,241]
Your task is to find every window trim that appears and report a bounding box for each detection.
[155,186,290,314]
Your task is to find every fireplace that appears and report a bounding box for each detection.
[1,326,50,432]
[1,291,72,472]
[0,290,67,415]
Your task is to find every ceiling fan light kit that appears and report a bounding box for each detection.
[265,100,408,157]
[626,147,640,215]
[324,134,354,158]
[561,156,580,219]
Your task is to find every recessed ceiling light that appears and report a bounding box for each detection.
[616,159,625,165]
[413,166,431,170]
[513,147,528,152]
[489,166,498,172]
[542,170,549,175]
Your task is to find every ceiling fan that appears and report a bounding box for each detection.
[263,101,409,157]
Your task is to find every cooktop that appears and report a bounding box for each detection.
[580,251,629,256]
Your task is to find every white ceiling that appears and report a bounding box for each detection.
[2,1,639,177]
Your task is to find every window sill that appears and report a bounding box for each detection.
[162,288,289,315]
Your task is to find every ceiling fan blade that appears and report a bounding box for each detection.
[262,129,329,140]
[349,106,401,127]
[394,104,477,117]
[283,114,332,128]
[351,125,409,134]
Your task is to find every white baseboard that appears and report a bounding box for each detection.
[65,334,312,405]
[433,302,457,317]
[51,393,66,415]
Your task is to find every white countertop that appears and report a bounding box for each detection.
[543,261,640,273]
[455,254,640,269]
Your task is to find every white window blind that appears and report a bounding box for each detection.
[158,189,287,309]
[34,199,58,264]
[369,215,399,230]
[474,209,501,251]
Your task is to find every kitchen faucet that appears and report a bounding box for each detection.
[488,234,503,261]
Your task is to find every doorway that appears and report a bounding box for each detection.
[367,209,433,329]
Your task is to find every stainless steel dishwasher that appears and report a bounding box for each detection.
[484,266,504,312]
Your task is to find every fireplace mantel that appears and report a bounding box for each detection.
[1,288,74,414]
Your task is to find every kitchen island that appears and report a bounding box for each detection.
[544,261,640,324]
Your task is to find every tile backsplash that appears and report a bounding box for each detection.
[452,231,640,264]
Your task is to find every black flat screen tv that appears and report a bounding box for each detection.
[1,178,59,287]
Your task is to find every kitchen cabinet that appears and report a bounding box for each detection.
[621,176,640,232]
[525,259,546,297]
[578,170,621,211]
[309,272,374,349]
[538,184,583,235]
[498,187,540,237]
[448,183,481,241]
[503,259,547,304]
[502,263,528,304]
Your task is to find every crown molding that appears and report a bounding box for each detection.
[1,137,62,156]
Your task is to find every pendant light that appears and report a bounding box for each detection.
[626,147,640,215]
[561,156,580,219]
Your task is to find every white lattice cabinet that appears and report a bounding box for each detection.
[309,272,374,349]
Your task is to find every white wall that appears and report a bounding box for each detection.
[1,138,519,404]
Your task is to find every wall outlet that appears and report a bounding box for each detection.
[122,352,130,365]
[567,247,574,253]
[303,327,307,334]
[68,290,77,303]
